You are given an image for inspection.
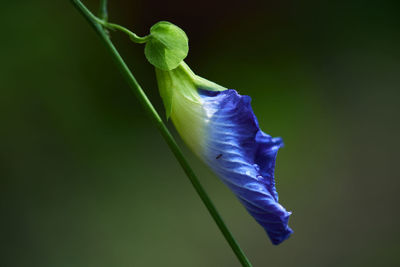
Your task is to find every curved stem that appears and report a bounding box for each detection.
[70,1,253,266]
[98,21,151,44]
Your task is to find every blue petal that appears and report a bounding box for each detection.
[199,89,293,245]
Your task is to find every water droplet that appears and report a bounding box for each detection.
[256,175,264,181]
[253,164,260,172]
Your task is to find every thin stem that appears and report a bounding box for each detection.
[70,1,253,266]
[99,21,150,44]
[98,0,108,21]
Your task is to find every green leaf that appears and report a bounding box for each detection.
[145,21,189,71]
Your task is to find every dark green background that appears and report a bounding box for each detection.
[1,0,399,266]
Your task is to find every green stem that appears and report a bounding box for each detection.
[70,1,253,266]
[98,0,108,21]
[99,21,150,44]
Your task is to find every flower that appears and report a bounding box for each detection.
[155,62,293,245]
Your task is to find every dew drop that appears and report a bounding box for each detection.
[253,164,260,172]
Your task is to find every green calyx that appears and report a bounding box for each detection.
[145,21,189,71]
[146,21,226,119]
[155,62,226,119]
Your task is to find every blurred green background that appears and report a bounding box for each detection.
[1,0,399,266]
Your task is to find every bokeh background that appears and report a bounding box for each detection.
[1,0,399,266]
